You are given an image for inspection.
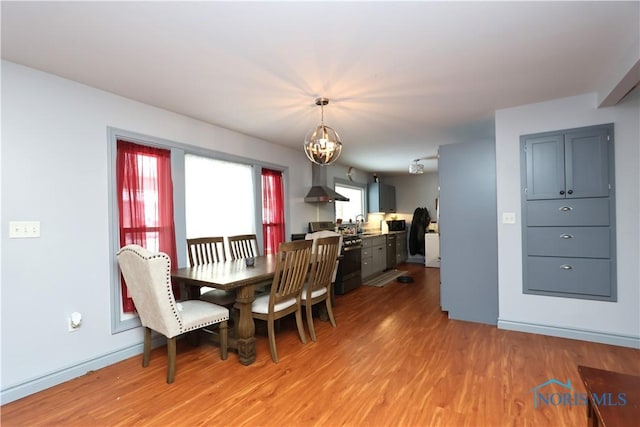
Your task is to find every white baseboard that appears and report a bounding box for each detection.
[1,335,165,405]
[498,319,640,349]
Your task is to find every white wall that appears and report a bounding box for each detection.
[495,92,640,347]
[0,60,318,402]
[386,172,439,223]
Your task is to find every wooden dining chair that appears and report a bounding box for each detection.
[301,235,341,341]
[187,236,226,265]
[186,237,236,307]
[227,234,259,260]
[116,245,229,383]
[251,239,313,363]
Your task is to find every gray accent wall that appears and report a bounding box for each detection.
[439,139,499,325]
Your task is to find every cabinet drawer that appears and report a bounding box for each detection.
[526,257,611,297]
[527,198,609,226]
[362,238,372,249]
[362,248,372,258]
[373,236,386,246]
[527,227,610,258]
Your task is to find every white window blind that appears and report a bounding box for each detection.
[185,154,255,238]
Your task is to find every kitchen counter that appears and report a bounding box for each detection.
[359,230,406,238]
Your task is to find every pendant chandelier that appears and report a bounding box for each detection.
[409,155,438,174]
[303,97,342,165]
[409,159,425,174]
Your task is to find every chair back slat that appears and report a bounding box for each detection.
[227,234,259,260]
[187,236,226,266]
[270,240,313,306]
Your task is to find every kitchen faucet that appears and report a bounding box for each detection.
[355,214,366,233]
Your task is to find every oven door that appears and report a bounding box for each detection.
[335,245,362,295]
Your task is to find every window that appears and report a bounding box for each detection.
[262,168,285,255]
[108,128,288,333]
[334,183,365,223]
[184,154,255,239]
[116,140,178,313]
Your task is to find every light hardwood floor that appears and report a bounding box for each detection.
[2,264,638,426]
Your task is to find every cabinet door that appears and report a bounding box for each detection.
[564,127,610,198]
[380,184,396,212]
[524,133,565,200]
[396,232,407,264]
[362,256,374,279]
[368,183,396,213]
[372,243,386,274]
[386,235,396,269]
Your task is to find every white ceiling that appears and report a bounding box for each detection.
[2,1,638,174]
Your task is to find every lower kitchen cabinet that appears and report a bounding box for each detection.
[362,235,386,279]
[395,231,408,264]
[386,234,397,269]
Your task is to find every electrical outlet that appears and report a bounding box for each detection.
[502,212,516,224]
[68,312,82,332]
[9,221,41,238]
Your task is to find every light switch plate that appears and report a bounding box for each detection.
[9,221,41,238]
[502,212,516,224]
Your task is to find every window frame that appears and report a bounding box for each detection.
[334,178,367,222]
[107,127,289,333]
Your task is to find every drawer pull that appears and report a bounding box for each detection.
[560,234,574,239]
[559,206,573,212]
[560,264,573,270]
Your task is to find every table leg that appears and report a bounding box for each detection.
[234,285,256,365]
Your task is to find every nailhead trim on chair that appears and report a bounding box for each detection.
[162,258,183,330]
[120,246,230,334]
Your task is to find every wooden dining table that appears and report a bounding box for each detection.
[171,255,278,365]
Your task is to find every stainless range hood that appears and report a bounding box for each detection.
[304,164,349,203]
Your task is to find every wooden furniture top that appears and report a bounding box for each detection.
[172,255,277,290]
[577,365,640,427]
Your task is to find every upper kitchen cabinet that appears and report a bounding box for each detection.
[368,182,396,213]
[523,124,612,200]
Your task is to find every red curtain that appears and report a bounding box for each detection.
[116,140,178,312]
[262,168,285,255]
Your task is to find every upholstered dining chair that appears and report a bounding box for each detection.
[186,237,236,308]
[251,239,313,363]
[227,234,259,260]
[116,244,229,383]
[301,235,341,341]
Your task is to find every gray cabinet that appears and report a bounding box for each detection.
[361,235,386,279]
[386,234,396,269]
[395,231,408,265]
[524,126,610,200]
[521,123,616,301]
[368,182,396,213]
